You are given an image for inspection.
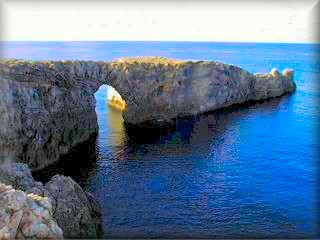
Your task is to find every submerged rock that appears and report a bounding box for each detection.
[0,163,102,239]
[0,57,296,168]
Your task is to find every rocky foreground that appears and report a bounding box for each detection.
[0,57,296,168]
[0,163,102,239]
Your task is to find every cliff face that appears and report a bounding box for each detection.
[0,60,103,169]
[0,57,296,168]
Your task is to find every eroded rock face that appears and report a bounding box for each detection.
[0,57,296,168]
[0,60,102,169]
[109,58,295,124]
[0,163,102,239]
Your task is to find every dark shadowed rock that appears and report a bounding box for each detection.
[44,175,102,239]
[0,163,35,192]
[0,60,100,169]
[0,163,51,197]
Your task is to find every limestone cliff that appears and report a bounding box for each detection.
[0,57,296,168]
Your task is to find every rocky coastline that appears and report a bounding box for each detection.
[0,56,296,239]
[0,163,102,239]
[0,57,296,169]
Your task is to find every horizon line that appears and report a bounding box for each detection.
[1,40,319,45]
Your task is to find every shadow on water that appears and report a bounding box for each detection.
[33,133,100,186]
[33,95,288,187]
[99,95,304,239]
[125,97,287,146]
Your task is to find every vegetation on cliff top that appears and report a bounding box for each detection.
[114,56,190,67]
[1,57,191,70]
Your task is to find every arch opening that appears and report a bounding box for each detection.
[95,84,127,112]
[94,84,127,150]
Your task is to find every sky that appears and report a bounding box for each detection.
[1,0,319,43]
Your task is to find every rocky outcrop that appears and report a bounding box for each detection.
[0,163,102,239]
[0,57,296,168]
[0,183,63,239]
[44,175,102,239]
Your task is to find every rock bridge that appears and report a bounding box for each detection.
[0,57,296,169]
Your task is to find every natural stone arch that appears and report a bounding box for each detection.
[105,57,295,124]
[0,57,295,169]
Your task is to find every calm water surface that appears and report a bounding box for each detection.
[3,41,320,238]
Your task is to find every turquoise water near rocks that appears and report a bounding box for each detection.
[3,41,320,238]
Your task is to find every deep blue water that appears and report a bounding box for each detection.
[2,41,320,238]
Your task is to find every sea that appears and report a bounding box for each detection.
[2,41,320,238]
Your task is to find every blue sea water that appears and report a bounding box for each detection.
[2,41,320,238]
